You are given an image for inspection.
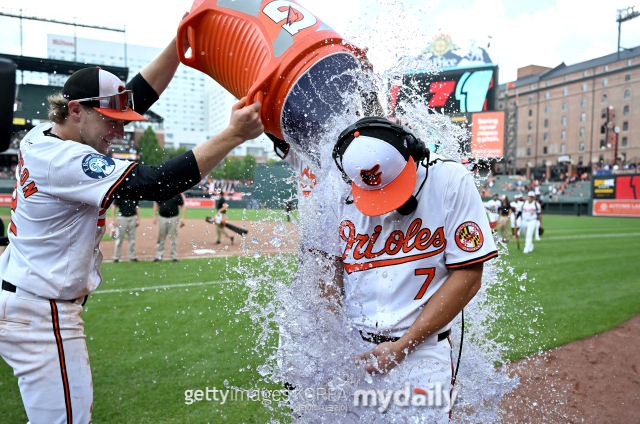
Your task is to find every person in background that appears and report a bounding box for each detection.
[522,191,542,254]
[111,198,140,263]
[153,194,186,262]
[498,196,512,243]
[214,194,234,245]
[284,199,294,222]
[534,187,545,241]
[485,193,501,228]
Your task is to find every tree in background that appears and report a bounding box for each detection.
[211,154,257,180]
[222,157,243,179]
[164,146,187,160]
[137,126,164,166]
[266,158,282,166]
[241,154,256,180]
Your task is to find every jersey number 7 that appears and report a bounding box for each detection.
[414,268,435,300]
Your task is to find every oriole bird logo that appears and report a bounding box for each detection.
[360,165,382,187]
[279,6,303,25]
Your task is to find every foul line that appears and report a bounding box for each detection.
[542,232,640,241]
[93,280,239,294]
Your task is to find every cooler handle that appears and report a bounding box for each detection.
[177,24,196,66]
[247,90,264,106]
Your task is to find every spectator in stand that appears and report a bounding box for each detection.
[488,177,494,188]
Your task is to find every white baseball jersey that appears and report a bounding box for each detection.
[510,200,523,214]
[321,155,498,337]
[485,199,501,213]
[0,123,135,300]
[521,200,541,222]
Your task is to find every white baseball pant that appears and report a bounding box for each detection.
[523,220,537,253]
[351,334,454,423]
[0,289,91,424]
[114,215,137,261]
[156,216,179,260]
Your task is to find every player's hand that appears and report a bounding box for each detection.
[136,220,140,227]
[153,218,157,225]
[180,220,186,228]
[225,97,264,143]
[356,341,408,375]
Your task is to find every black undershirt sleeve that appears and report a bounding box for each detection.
[126,73,159,116]
[105,151,201,207]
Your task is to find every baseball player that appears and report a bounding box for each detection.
[110,198,140,263]
[213,195,234,245]
[318,118,498,422]
[0,61,263,423]
[510,193,524,238]
[521,191,542,254]
[485,192,501,229]
[534,187,544,241]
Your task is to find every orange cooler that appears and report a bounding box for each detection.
[178,0,367,155]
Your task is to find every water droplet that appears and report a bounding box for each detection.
[382,272,388,278]
[250,237,259,244]
[269,237,282,247]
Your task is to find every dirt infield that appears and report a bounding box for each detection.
[499,314,640,423]
[100,217,299,261]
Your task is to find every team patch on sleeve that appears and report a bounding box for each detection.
[82,154,116,179]
[455,221,484,252]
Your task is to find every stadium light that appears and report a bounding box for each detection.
[616,5,640,60]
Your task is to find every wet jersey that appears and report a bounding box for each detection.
[521,200,541,222]
[323,155,498,337]
[0,123,136,300]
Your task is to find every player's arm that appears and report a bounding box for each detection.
[104,98,262,206]
[136,203,141,227]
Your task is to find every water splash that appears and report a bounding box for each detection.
[231,1,557,422]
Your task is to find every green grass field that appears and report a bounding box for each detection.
[0,215,638,422]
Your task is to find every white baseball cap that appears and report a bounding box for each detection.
[528,191,535,197]
[341,134,416,216]
[63,67,147,121]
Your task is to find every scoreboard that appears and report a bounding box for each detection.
[390,66,498,116]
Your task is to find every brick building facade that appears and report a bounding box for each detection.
[498,46,640,180]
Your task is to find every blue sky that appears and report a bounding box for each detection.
[1,0,640,83]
